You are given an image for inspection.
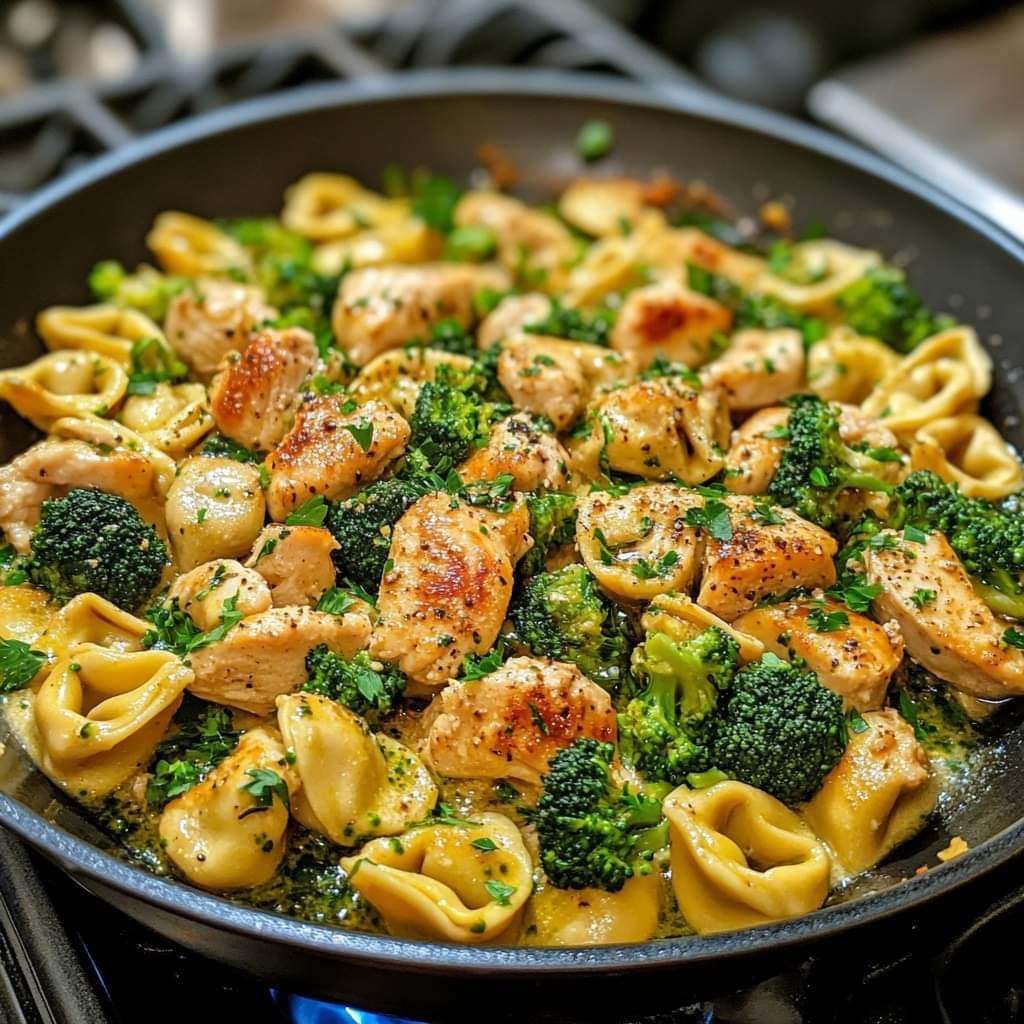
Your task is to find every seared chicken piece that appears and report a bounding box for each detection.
[369,494,531,689]
[164,278,277,381]
[611,280,732,369]
[332,263,509,366]
[459,414,570,492]
[265,396,409,521]
[188,605,372,715]
[572,376,730,485]
[455,191,577,290]
[576,485,704,602]
[648,227,766,291]
[696,495,838,620]
[864,529,1024,699]
[210,326,318,451]
[245,524,339,607]
[477,293,551,350]
[724,407,790,495]
[700,329,805,411]
[0,437,161,552]
[423,656,617,785]
[169,558,272,631]
[733,599,904,711]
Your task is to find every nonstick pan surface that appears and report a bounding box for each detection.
[1,70,1023,1022]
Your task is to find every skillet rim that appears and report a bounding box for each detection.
[1,66,1022,973]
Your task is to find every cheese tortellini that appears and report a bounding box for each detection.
[32,645,192,798]
[342,813,532,943]
[807,327,899,404]
[277,693,437,844]
[117,382,214,455]
[36,304,167,365]
[159,727,298,890]
[665,782,831,935]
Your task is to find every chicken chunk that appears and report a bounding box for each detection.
[332,263,509,366]
[264,396,409,521]
[188,605,372,715]
[864,529,1024,699]
[169,558,272,631]
[571,376,730,486]
[497,337,586,431]
[210,326,318,451]
[164,278,277,381]
[0,437,162,552]
[700,328,805,411]
[459,414,570,492]
[724,407,790,495]
[245,524,339,607]
[423,657,617,785]
[576,485,704,602]
[611,280,732,369]
[369,494,531,689]
[733,599,904,711]
[477,293,551,350]
[696,495,838,620]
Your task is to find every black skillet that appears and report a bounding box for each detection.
[1,70,1023,1023]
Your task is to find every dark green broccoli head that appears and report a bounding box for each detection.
[532,738,667,892]
[768,394,896,529]
[409,363,507,465]
[520,492,578,577]
[836,265,954,353]
[27,489,167,611]
[325,478,424,594]
[510,564,631,688]
[618,628,740,786]
[886,470,1024,616]
[710,652,847,804]
[303,644,405,726]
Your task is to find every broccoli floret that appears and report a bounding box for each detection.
[885,470,1024,616]
[27,489,167,611]
[520,492,578,577]
[88,260,190,321]
[408,363,508,465]
[510,565,631,688]
[532,738,668,891]
[303,645,405,726]
[523,299,616,346]
[836,265,954,353]
[710,653,847,804]
[768,394,896,529]
[325,479,423,594]
[618,628,740,785]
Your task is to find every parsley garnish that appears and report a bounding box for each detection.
[126,336,187,396]
[528,702,549,735]
[827,581,881,613]
[343,420,375,453]
[470,837,498,853]
[317,588,356,615]
[684,499,733,541]
[848,709,869,734]
[240,767,290,813]
[806,606,849,633]
[484,879,518,906]
[286,496,328,527]
[631,550,680,580]
[903,525,929,545]
[911,588,937,609]
[1003,627,1024,650]
[142,594,242,658]
[750,499,785,526]
[462,641,505,681]
[898,690,927,742]
[0,638,45,694]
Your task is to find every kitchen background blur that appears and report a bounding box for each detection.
[0,0,1023,236]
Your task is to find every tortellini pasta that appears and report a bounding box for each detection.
[36,593,149,661]
[575,485,704,601]
[282,173,408,241]
[806,327,899,404]
[861,327,992,438]
[665,781,831,935]
[117,382,214,455]
[0,585,55,645]
[32,644,192,797]
[277,693,437,844]
[0,350,127,429]
[146,211,250,276]
[164,456,266,571]
[911,415,1024,500]
[803,709,936,876]
[36,304,166,365]
[341,813,532,943]
[755,239,880,314]
[311,218,438,274]
[523,873,661,946]
[159,727,298,890]
[348,347,475,418]
[557,177,648,237]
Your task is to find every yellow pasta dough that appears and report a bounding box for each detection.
[0,350,127,429]
[36,593,149,661]
[806,327,900,404]
[32,644,192,798]
[312,218,438,274]
[665,781,831,935]
[118,382,214,455]
[756,239,880,314]
[282,173,408,241]
[911,414,1024,500]
[36,304,166,365]
[146,211,250,276]
[342,812,533,943]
